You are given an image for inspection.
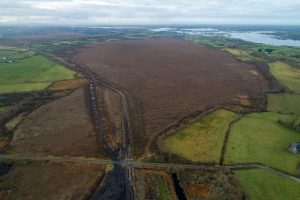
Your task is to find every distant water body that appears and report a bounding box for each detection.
[228,31,300,47]
[150,28,300,47]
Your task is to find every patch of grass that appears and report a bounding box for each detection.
[0,83,51,93]
[267,93,300,116]
[269,61,300,94]
[223,48,261,61]
[235,169,300,200]
[163,109,238,163]
[4,112,28,132]
[155,176,169,200]
[47,79,86,91]
[225,112,300,174]
[0,48,78,93]
[0,106,11,113]
[0,46,27,51]
[52,40,76,46]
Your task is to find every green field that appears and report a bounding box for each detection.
[154,176,169,200]
[225,112,300,174]
[267,93,300,116]
[163,109,237,163]
[235,169,300,200]
[223,48,261,61]
[269,61,300,94]
[0,48,77,93]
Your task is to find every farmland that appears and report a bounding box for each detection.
[8,88,105,158]
[0,26,299,199]
[185,34,300,68]
[269,61,300,93]
[267,93,300,116]
[73,39,265,157]
[47,79,87,91]
[0,47,78,93]
[225,112,300,174]
[0,161,104,200]
[235,169,300,200]
[162,109,237,163]
[135,169,177,200]
[223,48,262,61]
[0,106,10,113]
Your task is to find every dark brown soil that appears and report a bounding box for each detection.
[0,161,104,200]
[8,87,105,158]
[72,39,266,157]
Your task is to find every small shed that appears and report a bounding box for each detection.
[288,142,300,154]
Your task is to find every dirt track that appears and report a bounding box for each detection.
[73,39,266,157]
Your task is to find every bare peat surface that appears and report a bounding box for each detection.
[8,88,103,158]
[73,39,265,157]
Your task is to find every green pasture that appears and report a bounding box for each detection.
[267,93,300,116]
[235,169,300,200]
[0,48,77,93]
[269,61,300,93]
[225,112,300,174]
[163,109,237,163]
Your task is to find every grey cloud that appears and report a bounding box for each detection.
[0,0,299,25]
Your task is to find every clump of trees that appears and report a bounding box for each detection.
[257,48,274,54]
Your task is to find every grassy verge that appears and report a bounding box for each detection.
[235,169,300,200]
[163,109,237,163]
[267,93,300,116]
[0,106,11,113]
[225,112,300,174]
[223,48,261,61]
[155,176,169,200]
[269,61,300,94]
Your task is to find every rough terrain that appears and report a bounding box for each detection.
[73,39,266,157]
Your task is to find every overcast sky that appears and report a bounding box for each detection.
[0,0,299,25]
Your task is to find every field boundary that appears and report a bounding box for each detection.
[1,154,300,183]
[220,114,243,165]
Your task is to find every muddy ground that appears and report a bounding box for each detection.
[8,87,105,158]
[72,39,266,157]
[97,87,123,151]
[134,168,178,200]
[0,161,104,200]
[177,168,245,200]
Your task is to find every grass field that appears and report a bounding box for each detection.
[154,175,169,200]
[267,93,300,116]
[269,61,300,94]
[0,48,78,93]
[235,169,300,200]
[163,109,238,163]
[225,112,300,174]
[223,48,261,61]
